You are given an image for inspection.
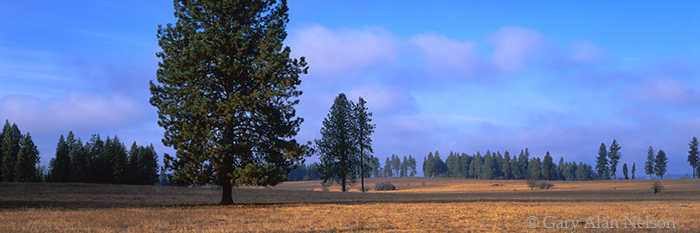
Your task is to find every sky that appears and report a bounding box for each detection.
[1,1,699,178]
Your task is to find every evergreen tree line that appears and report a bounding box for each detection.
[287,162,320,181]
[423,150,595,181]
[48,131,160,185]
[287,154,418,181]
[0,120,42,182]
[380,154,418,178]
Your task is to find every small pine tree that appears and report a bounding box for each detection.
[631,162,636,180]
[608,139,622,179]
[1,121,22,182]
[49,134,71,182]
[622,163,628,180]
[688,137,699,178]
[519,149,530,179]
[595,143,609,179]
[408,155,417,177]
[400,155,409,177]
[423,152,434,177]
[528,157,542,180]
[510,154,520,179]
[384,157,393,177]
[501,151,511,181]
[392,154,402,177]
[654,149,668,179]
[541,151,554,180]
[469,153,482,178]
[645,146,655,179]
[433,151,447,177]
[14,133,40,182]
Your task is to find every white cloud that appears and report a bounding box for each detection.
[488,26,545,73]
[346,81,417,115]
[287,25,400,78]
[569,40,606,63]
[625,76,697,104]
[0,92,149,134]
[409,33,479,76]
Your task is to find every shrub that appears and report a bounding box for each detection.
[526,179,537,191]
[374,181,396,191]
[651,181,664,194]
[422,182,426,186]
[321,186,330,192]
[537,182,554,189]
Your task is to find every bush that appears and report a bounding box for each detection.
[651,181,664,194]
[526,179,537,191]
[537,181,554,189]
[321,186,330,192]
[374,181,396,191]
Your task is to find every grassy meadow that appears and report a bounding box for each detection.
[2,178,699,232]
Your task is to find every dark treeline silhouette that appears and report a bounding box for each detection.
[422,150,595,181]
[287,162,320,181]
[0,120,42,182]
[381,154,418,178]
[48,131,160,185]
[287,154,418,181]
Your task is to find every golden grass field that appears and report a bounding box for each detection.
[1,178,699,232]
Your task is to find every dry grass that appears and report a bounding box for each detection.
[2,178,699,232]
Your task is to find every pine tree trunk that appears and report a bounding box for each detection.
[360,137,364,193]
[221,182,234,205]
[342,177,346,192]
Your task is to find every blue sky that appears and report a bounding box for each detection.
[1,1,699,177]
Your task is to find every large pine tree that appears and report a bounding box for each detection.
[316,94,358,192]
[353,97,374,192]
[151,0,308,204]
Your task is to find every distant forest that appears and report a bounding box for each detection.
[0,120,161,185]
[287,150,596,181]
[47,132,160,185]
[423,150,594,181]
[0,120,41,182]
[287,154,418,181]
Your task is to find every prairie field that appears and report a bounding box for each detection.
[1,178,699,232]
